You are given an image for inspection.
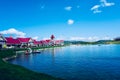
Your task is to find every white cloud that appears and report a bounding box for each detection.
[69,36,100,41]
[102,36,113,40]
[68,19,74,25]
[91,5,100,10]
[0,28,26,37]
[42,37,50,40]
[50,36,112,41]
[32,36,39,40]
[69,36,113,41]
[91,0,115,13]
[93,10,102,14]
[100,0,115,7]
[64,6,72,11]
[87,36,100,41]
[91,5,102,13]
[69,37,86,41]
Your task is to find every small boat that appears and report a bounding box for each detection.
[32,50,41,54]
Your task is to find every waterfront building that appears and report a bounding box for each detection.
[6,37,21,48]
[0,34,6,48]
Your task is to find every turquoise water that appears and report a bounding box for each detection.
[9,45,120,80]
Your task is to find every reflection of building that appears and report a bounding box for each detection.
[0,34,6,49]
[51,47,62,64]
[51,48,55,64]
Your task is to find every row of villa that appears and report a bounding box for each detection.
[0,34,64,49]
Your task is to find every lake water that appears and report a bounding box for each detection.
[9,45,120,80]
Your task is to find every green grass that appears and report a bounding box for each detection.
[0,49,63,80]
[0,49,16,58]
[105,41,120,44]
[15,45,65,51]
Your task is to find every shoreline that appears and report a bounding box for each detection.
[2,55,17,62]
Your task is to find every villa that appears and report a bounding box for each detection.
[0,34,64,49]
[39,40,49,46]
[5,37,21,48]
[17,38,33,48]
[33,40,42,47]
[55,40,64,46]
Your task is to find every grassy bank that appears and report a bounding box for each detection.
[0,49,63,80]
[15,45,65,51]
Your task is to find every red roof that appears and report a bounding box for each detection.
[17,38,31,43]
[40,40,48,44]
[55,40,64,44]
[33,40,42,45]
[6,37,21,45]
[46,39,51,43]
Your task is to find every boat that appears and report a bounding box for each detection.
[32,50,41,54]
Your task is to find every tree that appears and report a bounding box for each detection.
[51,35,55,40]
[114,37,120,41]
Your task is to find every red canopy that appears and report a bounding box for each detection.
[6,37,21,45]
[33,40,42,45]
[17,38,31,43]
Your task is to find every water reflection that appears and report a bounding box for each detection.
[9,45,120,80]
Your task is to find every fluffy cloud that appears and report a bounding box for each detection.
[69,37,86,41]
[64,6,72,11]
[0,28,26,37]
[91,5,102,13]
[100,0,115,7]
[68,19,74,25]
[102,36,112,40]
[69,36,113,41]
[69,36,100,41]
[42,37,50,40]
[91,0,115,13]
[32,36,39,40]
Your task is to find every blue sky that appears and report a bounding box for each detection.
[0,0,120,41]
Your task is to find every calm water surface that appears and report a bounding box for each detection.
[9,45,120,80]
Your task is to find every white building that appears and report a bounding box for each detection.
[0,34,6,49]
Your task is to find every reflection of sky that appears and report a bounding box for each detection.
[9,45,120,80]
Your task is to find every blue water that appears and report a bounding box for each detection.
[9,45,120,80]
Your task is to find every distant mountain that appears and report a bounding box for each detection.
[64,39,116,45]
